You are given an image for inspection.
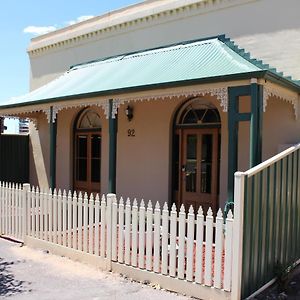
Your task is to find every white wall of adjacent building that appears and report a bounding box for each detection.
[28,0,300,90]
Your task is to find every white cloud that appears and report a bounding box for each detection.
[66,15,94,26]
[23,25,57,36]
[23,15,94,36]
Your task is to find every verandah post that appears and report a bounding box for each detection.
[231,172,246,300]
[22,183,30,240]
[108,100,117,194]
[49,106,57,190]
[250,79,263,168]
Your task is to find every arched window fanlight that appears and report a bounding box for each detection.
[177,99,220,126]
[77,109,101,129]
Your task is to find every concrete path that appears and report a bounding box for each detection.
[0,238,191,300]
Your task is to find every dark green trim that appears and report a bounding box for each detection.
[236,113,251,122]
[227,87,240,203]
[108,99,117,194]
[220,35,300,91]
[250,83,263,167]
[227,84,263,204]
[49,106,57,190]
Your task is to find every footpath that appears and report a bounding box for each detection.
[0,238,190,300]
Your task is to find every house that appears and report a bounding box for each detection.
[0,0,299,214]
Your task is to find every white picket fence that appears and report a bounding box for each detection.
[0,182,235,299]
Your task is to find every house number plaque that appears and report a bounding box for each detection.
[127,129,135,137]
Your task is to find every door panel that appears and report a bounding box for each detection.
[74,132,101,196]
[180,128,219,214]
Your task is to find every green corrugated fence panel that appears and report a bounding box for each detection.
[242,149,300,298]
[0,135,29,183]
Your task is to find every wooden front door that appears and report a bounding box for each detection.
[180,128,219,213]
[74,132,101,196]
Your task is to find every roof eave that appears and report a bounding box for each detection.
[0,71,266,111]
[263,71,300,93]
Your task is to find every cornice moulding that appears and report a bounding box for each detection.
[28,0,257,56]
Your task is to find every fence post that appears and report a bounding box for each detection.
[231,172,246,300]
[22,183,30,240]
[106,193,114,271]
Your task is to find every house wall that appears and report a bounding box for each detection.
[28,0,300,90]
[29,114,50,189]
[27,93,300,207]
[29,106,109,194]
[263,97,300,160]
[28,95,229,207]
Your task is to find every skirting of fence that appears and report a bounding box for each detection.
[0,182,235,300]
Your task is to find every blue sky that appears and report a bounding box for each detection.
[0,0,140,104]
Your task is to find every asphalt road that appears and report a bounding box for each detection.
[0,237,190,300]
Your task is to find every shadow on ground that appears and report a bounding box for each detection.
[0,258,30,297]
[253,265,300,300]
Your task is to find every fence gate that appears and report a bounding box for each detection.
[0,134,29,183]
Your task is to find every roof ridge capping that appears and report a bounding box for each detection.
[70,34,222,70]
[219,35,300,88]
[70,34,300,92]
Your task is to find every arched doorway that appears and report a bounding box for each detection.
[73,108,102,195]
[173,98,221,213]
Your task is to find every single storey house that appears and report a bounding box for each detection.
[0,0,299,214]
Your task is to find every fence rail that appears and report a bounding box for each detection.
[0,182,235,299]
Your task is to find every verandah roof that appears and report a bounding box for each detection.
[1,35,300,109]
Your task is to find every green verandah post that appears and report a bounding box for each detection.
[50,106,57,190]
[226,82,263,207]
[250,79,263,168]
[108,99,117,194]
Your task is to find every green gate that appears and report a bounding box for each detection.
[0,134,29,183]
[238,144,300,298]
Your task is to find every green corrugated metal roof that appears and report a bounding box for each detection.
[1,35,299,108]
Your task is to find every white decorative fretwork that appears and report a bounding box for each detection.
[111,87,228,118]
[0,87,229,121]
[45,100,110,123]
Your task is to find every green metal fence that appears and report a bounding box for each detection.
[238,144,300,298]
[0,134,29,183]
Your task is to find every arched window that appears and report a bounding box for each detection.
[74,109,101,195]
[77,109,102,129]
[177,100,221,126]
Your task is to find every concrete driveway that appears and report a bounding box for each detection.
[0,238,191,300]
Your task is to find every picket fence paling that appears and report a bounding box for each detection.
[100,195,106,258]
[131,199,138,268]
[0,182,235,294]
[138,199,145,269]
